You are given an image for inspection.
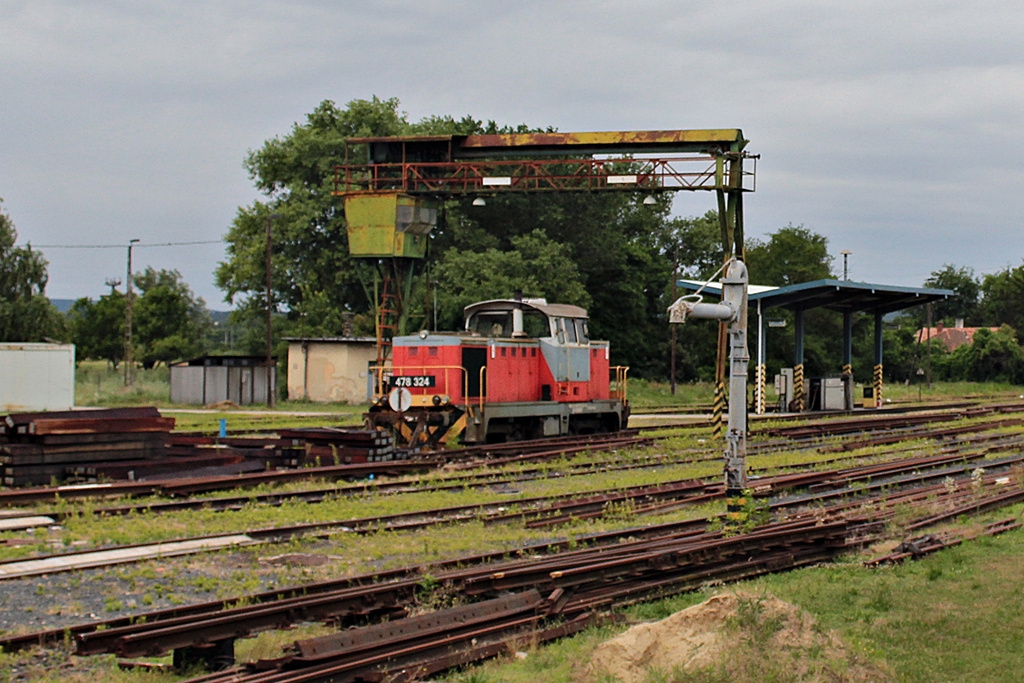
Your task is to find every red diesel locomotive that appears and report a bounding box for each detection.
[367,297,629,448]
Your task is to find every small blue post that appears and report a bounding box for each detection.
[219,418,227,439]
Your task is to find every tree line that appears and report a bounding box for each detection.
[4,96,1024,386]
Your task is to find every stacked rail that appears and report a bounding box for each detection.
[0,408,174,486]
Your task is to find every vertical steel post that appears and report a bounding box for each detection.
[793,308,805,411]
[265,213,282,407]
[722,260,749,502]
[670,246,678,395]
[124,238,139,387]
[874,311,884,407]
[667,258,749,513]
[755,300,766,414]
[842,309,854,410]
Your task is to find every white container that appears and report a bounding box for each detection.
[0,343,75,412]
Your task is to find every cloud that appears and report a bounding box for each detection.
[3,0,1024,303]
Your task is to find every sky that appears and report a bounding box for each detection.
[3,1,1024,309]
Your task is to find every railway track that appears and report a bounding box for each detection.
[2,414,1023,582]
[2,425,1019,583]
[3,433,1024,661]
[41,467,1024,681]
[4,402,1024,679]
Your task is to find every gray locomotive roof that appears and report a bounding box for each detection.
[464,298,589,320]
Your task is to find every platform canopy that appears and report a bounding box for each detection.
[676,277,955,414]
[676,278,954,314]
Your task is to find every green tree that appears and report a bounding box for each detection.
[668,211,725,280]
[67,292,125,365]
[741,225,839,377]
[133,267,211,367]
[979,264,1024,332]
[450,188,676,377]
[924,264,979,326]
[744,224,834,286]
[940,326,1024,383]
[216,97,411,341]
[0,200,66,342]
[434,230,591,329]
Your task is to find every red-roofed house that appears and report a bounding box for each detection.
[915,320,1000,352]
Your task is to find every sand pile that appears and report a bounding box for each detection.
[582,591,890,682]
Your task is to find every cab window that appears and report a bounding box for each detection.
[522,309,551,337]
[576,319,590,344]
[469,312,511,337]
[560,318,577,344]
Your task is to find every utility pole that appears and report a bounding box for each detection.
[265,213,282,407]
[670,245,678,395]
[124,239,139,386]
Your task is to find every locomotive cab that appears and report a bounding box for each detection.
[367,297,629,449]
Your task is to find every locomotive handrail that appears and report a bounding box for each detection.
[478,366,487,415]
[369,364,470,401]
[610,366,630,402]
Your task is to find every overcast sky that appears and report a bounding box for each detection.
[3,1,1023,308]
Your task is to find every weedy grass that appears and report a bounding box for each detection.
[451,509,1024,683]
[628,379,720,408]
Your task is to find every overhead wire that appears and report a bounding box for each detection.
[28,240,222,249]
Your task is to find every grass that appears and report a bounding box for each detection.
[450,512,1024,682]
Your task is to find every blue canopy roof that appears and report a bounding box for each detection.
[677,278,954,315]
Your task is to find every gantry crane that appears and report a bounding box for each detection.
[332,128,757,508]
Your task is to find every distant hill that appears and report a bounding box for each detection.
[50,298,230,319]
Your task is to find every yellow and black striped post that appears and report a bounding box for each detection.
[711,322,727,439]
[754,363,766,414]
[793,363,804,412]
[873,364,883,407]
[725,490,748,522]
[712,380,726,439]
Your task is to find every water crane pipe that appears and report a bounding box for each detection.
[668,258,749,506]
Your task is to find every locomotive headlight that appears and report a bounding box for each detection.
[432,395,442,406]
[419,329,429,339]
[432,394,451,406]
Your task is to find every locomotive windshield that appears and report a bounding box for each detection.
[468,311,513,337]
[466,307,552,338]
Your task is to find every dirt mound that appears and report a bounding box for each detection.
[582,591,890,682]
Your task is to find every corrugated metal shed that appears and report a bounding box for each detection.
[169,356,276,406]
[0,343,75,412]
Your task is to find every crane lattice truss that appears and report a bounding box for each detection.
[334,130,754,198]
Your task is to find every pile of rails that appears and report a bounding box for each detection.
[0,409,400,487]
[0,408,175,486]
[168,428,397,470]
[279,427,396,464]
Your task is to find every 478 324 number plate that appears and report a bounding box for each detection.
[390,375,436,389]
